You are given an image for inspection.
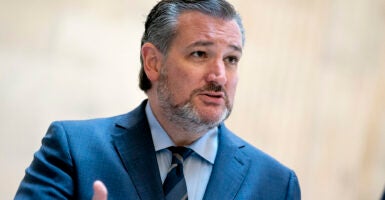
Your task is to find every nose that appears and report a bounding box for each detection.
[206,58,227,85]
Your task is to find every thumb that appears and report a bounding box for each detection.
[92,180,108,200]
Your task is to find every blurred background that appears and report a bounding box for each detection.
[1,0,384,199]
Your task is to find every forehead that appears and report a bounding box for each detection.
[173,11,243,48]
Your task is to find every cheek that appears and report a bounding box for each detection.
[226,74,239,97]
[167,68,197,96]
[180,70,191,81]
[173,67,202,87]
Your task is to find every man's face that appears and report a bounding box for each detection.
[156,11,243,132]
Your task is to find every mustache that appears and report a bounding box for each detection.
[193,82,228,99]
[204,82,224,92]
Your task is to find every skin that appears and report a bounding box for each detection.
[92,180,107,200]
[143,11,243,145]
[92,11,243,199]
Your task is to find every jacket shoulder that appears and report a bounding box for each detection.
[221,126,295,175]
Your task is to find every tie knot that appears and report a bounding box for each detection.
[168,146,193,160]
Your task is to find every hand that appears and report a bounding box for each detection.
[92,180,108,200]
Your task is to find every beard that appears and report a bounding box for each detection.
[156,66,232,134]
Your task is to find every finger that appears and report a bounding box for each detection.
[92,180,108,200]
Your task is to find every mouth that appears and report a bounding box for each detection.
[201,91,225,99]
[198,91,226,105]
[192,83,227,105]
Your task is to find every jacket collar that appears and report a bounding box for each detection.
[203,124,250,200]
[112,100,250,200]
[112,100,164,200]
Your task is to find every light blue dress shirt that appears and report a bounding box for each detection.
[145,103,218,200]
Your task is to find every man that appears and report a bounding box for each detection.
[15,0,301,199]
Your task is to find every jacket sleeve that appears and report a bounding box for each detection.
[15,122,74,200]
[285,171,301,200]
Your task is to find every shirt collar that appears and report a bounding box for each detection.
[145,102,218,164]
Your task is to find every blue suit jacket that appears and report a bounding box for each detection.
[15,100,301,199]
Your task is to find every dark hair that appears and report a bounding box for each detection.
[139,0,245,92]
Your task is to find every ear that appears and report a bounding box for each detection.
[141,42,163,82]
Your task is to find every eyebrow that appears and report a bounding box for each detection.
[187,40,243,53]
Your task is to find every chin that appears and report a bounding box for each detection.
[198,108,230,125]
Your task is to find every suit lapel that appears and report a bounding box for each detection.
[112,101,164,200]
[203,125,250,200]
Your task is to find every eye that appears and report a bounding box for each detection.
[225,56,239,65]
[191,51,207,58]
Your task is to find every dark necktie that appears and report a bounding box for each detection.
[163,146,193,200]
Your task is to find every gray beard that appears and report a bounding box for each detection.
[156,68,231,134]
